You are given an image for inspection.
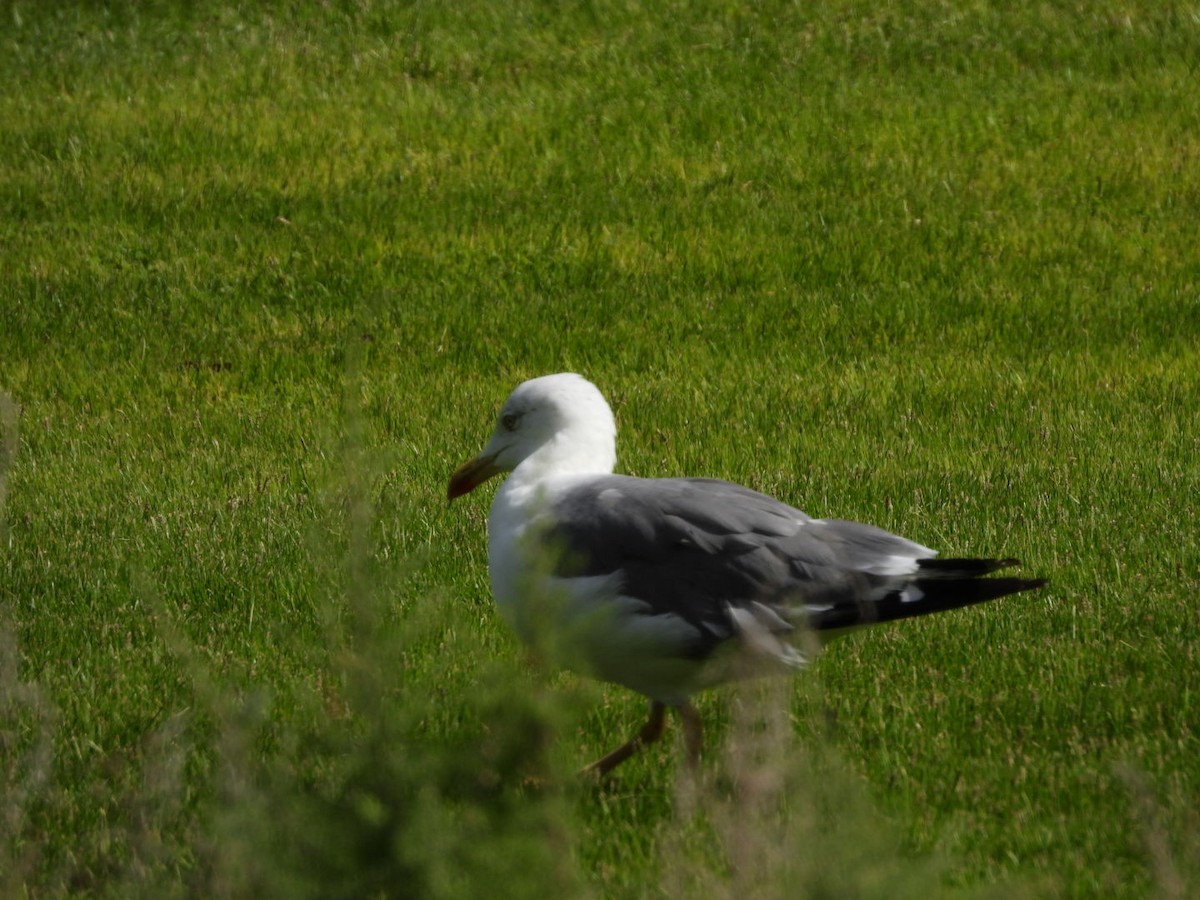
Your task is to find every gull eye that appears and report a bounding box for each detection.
[501,413,520,431]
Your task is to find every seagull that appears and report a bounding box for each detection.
[448,373,1045,777]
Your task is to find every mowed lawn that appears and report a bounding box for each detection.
[2,1,1198,896]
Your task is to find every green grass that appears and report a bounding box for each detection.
[2,0,1199,895]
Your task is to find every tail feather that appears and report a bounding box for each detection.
[807,561,1046,634]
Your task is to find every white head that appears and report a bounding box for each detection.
[447,373,617,499]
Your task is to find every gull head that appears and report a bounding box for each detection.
[448,373,617,500]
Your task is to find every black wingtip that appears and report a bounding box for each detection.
[878,573,1047,626]
[808,570,1047,633]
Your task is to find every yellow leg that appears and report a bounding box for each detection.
[581,700,667,777]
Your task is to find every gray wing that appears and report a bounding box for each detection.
[546,475,937,661]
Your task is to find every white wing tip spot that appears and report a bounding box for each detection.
[864,555,922,577]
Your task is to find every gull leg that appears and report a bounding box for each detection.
[581,700,667,778]
[678,702,703,769]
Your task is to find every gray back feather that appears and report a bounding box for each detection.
[545,475,930,658]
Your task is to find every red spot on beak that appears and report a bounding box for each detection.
[447,454,503,501]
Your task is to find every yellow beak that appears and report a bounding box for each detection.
[447,453,503,500]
